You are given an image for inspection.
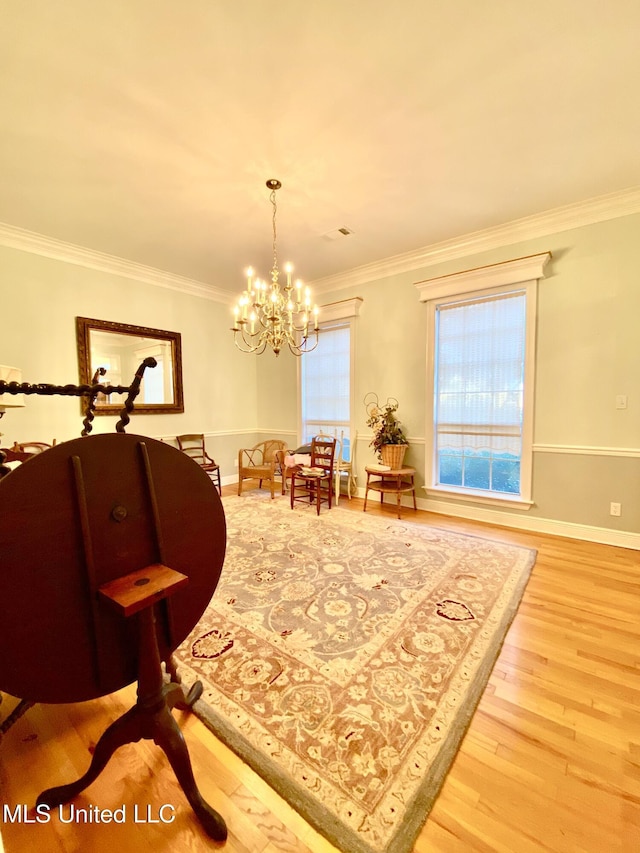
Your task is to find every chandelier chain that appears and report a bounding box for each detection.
[271,187,279,280]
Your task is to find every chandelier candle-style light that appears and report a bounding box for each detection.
[231,179,319,356]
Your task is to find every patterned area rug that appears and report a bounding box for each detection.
[173,493,536,853]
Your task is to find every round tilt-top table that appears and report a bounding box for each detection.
[0,433,228,839]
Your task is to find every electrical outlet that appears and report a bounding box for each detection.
[615,395,628,409]
[610,502,621,517]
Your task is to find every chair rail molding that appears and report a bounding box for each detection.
[533,443,640,458]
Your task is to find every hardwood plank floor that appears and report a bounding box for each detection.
[1,483,638,852]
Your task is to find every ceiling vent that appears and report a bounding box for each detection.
[322,226,354,242]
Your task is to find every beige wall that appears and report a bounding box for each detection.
[316,212,640,544]
[2,210,638,544]
[255,344,297,440]
[0,244,258,479]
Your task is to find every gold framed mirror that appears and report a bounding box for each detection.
[76,317,184,415]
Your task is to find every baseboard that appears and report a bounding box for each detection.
[353,488,639,550]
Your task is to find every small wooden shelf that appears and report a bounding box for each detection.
[99,564,188,618]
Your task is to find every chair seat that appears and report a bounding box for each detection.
[247,464,272,478]
[199,461,219,472]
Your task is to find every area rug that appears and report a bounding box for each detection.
[173,493,536,853]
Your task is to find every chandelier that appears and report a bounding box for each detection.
[231,179,319,356]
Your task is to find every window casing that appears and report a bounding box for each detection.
[417,253,550,507]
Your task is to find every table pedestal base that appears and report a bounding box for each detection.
[37,681,226,841]
[37,565,227,842]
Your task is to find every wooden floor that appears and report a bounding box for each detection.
[1,483,638,852]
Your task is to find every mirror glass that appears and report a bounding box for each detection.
[76,317,184,415]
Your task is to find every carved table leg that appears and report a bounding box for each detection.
[0,698,35,737]
[37,705,143,807]
[150,703,227,841]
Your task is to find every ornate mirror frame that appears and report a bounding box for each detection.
[76,316,184,415]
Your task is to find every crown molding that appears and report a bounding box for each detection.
[0,222,231,304]
[2,186,639,303]
[311,186,640,294]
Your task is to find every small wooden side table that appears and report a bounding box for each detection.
[364,466,417,519]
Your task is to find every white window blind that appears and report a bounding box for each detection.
[434,289,526,495]
[301,324,351,454]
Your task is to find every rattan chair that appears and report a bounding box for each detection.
[176,434,222,495]
[290,435,336,515]
[238,439,287,499]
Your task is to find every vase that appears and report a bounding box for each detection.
[380,444,408,469]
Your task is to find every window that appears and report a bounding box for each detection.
[434,289,526,496]
[135,343,173,405]
[298,298,362,461]
[417,253,550,506]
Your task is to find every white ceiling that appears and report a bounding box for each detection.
[2,0,639,297]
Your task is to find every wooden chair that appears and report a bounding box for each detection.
[0,449,17,480]
[335,429,357,504]
[276,449,294,495]
[1,447,32,464]
[238,439,287,499]
[176,434,221,495]
[290,435,336,515]
[11,441,56,455]
[319,429,357,505]
[275,447,312,495]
